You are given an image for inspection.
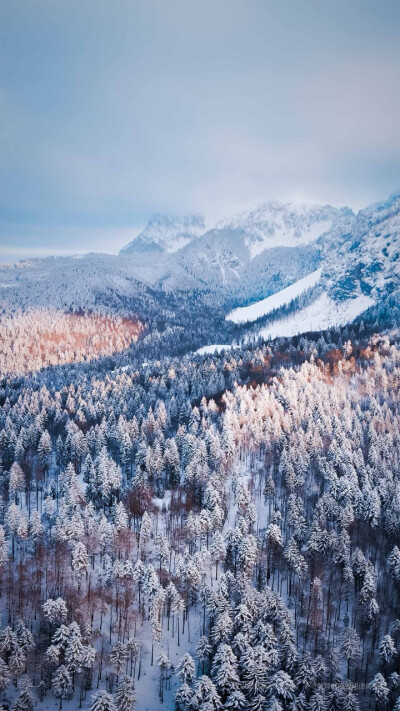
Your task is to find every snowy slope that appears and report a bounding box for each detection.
[120,214,205,254]
[217,201,352,258]
[259,292,375,340]
[324,192,400,302]
[196,343,233,354]
[226,267,322,324]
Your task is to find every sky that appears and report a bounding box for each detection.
[0,0,399,261]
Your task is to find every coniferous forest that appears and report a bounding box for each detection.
[1,311,400,711]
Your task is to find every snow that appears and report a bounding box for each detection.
[196,344,233,355]
[226,268,322,324]
[120,214,205,254]
[216,201,348,260]
[247,219,333,258]
[258,292,375,340]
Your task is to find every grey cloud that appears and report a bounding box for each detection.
[0,0,399,258]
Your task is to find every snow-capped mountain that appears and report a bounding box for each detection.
[323,192,400,302]
[216,201,353,258]
[228,193,400,340]
[120,214,205,254]
[128,201,352,301]
[1,193,399,349]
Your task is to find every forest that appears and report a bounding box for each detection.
[0,313,399,711]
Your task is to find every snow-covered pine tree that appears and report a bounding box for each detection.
[53,665,72,710]
[89,690,117,711]
[115,676,137,711]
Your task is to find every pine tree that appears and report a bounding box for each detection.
[42,598,68,625]
[210,532,227,580]
[53,665,72,710]
[44,644,61,668]
[51,624,71,650]
[0,526,7,571]
[339,683,360,711]
[240,645,269,698]
[115,676,137,711]
[309,686,328,711]
[175,682,192,710]
[154,533,170,572]
[72,541,89,583]
[369,674,389,706]
[263,475,276,507]
[0,626,17,655]
[0,659,10,692]
[37,430,52,470]
[82,645,97,670]
[29,510,43,539]
[65,629,84,678]
[114,501,128,532]
[176,653,195,684]
[191,675,222,709]
[211,610,233,646]
[340,628,361,679]
[9,463,25,502]
[211,644,239,700]
[11,689,33,711]
[269,671,296,702]
[11,677,34,711]
[224,689,247,710]
[197,635,212,674]
[110,642,129,678]
[139,511,152,553]
[8,645,26,679]
[90,690,117,711]
[379,635,397,665]
[156,653,171,703]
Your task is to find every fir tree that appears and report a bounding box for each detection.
[115,676,137,711]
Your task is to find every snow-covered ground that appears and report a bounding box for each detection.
[246,219,332,258]
[196,344,233,355]
[259,292,375,340]
[217,201,345,259]
[226,268,322,324]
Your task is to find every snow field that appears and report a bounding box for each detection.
[259,292,375,340]
[226,268,323,324]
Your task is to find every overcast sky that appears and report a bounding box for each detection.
[1,0,399,261]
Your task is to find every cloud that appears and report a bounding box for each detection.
[0,224,142,262]
[0,0,399,254]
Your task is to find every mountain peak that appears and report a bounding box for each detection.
[120,213,205,254]
[216,200,353,259]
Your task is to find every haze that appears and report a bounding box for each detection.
[0,0,399,261]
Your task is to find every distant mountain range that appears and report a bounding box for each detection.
[1,193,399,349]
[118,201,354,302]
[119,201,351,258]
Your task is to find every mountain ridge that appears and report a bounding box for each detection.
[0,193,398,351]
[120,213,205,254]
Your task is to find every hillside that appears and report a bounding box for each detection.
[0,194,399,361]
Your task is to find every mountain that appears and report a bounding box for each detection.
[216,201,353,258]
[236,193,400,341]
[1,194,398,357]
[120,213,205,254]
[324,192,400,302]
[150,201,353,304]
